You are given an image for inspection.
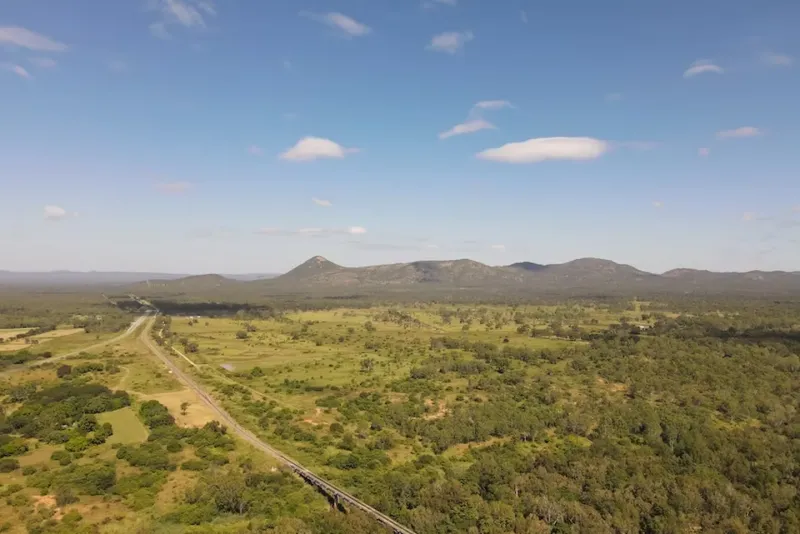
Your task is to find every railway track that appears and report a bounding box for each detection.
[139,315,416,534]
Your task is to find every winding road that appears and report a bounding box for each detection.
[139,315,416,534]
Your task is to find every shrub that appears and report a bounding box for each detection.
[181,459,209,471]
[0,459,20,473]
[51,450,72,466]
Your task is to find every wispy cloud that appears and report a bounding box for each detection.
[312,198,332,207]
[156,181,192,193]
[521,11,528,24]
[605,92,623,102]
[5,64,31,79]
[439,119,495,139]
[477,137,609,164]
[472,100,513,112]
[303,12,372,37]
[683,59,724,78]
[439,100,514,139]
[43,205,70,220]
[248,145,263,156]
[762,52,793,67]
[280,137,358,161]
[0,27,67,51]
[29,57,56,68]
[422,0,457,8]
[427,31,473,54]
[653,201,663,208]
[491,244,506,251]
[742,212,757,222]
[149,0,216,38]
[716,126,762,139]
[698,147,710,157]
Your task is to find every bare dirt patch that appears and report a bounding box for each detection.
[302,407,323,426]
[33,494,62,520]
[596,377,628,393]
[139,389,217,428]
[423,399,449,420]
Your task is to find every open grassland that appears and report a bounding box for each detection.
[0,329,117,354]
[97,407,149,444]
[0,328,33,341]
[164,304,625,467]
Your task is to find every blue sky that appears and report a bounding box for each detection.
[1,0,799,274]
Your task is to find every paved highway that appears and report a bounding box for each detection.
[139,315,416,534]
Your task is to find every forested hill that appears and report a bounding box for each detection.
[124,256,800,298]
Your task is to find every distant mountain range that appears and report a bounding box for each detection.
[0,271,278,287]
[122,256,800,298]
[3,257,799,296]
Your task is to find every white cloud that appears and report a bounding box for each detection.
[43,205,68,220]
[312,197,332,207]
[248,145,263,156]
[425,244,440,249]
[6,64,31,79]
[427,31,473,54]
[742,212,756,222]
[149,0,215,38]
[473,100,513,111]
[491,244,506,251]
[683,59,724,78]
[156,181,192,193]
[348,226,367,235]
[29,57,56,68]
[0,27,67,51]
[716,126,762,139]
[280,137,357,161]
[477,137,609,164]
[698,147,710,157]
[521,11,528,24]
[792,205,800,213]
[160,0,210,27]
[653,201,663,208]
[434,0,457,5]
[305,12,371,37]
[605,92,623,102]
[439,119,495,139]
[283,59,292,70]
[763,53,793,67]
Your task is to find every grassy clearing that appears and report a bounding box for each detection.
[139,389,218,428]
[97,407,149,444]
[0,328,32,341]
[0,327,90,353]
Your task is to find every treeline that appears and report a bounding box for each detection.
[0,295,134,333]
